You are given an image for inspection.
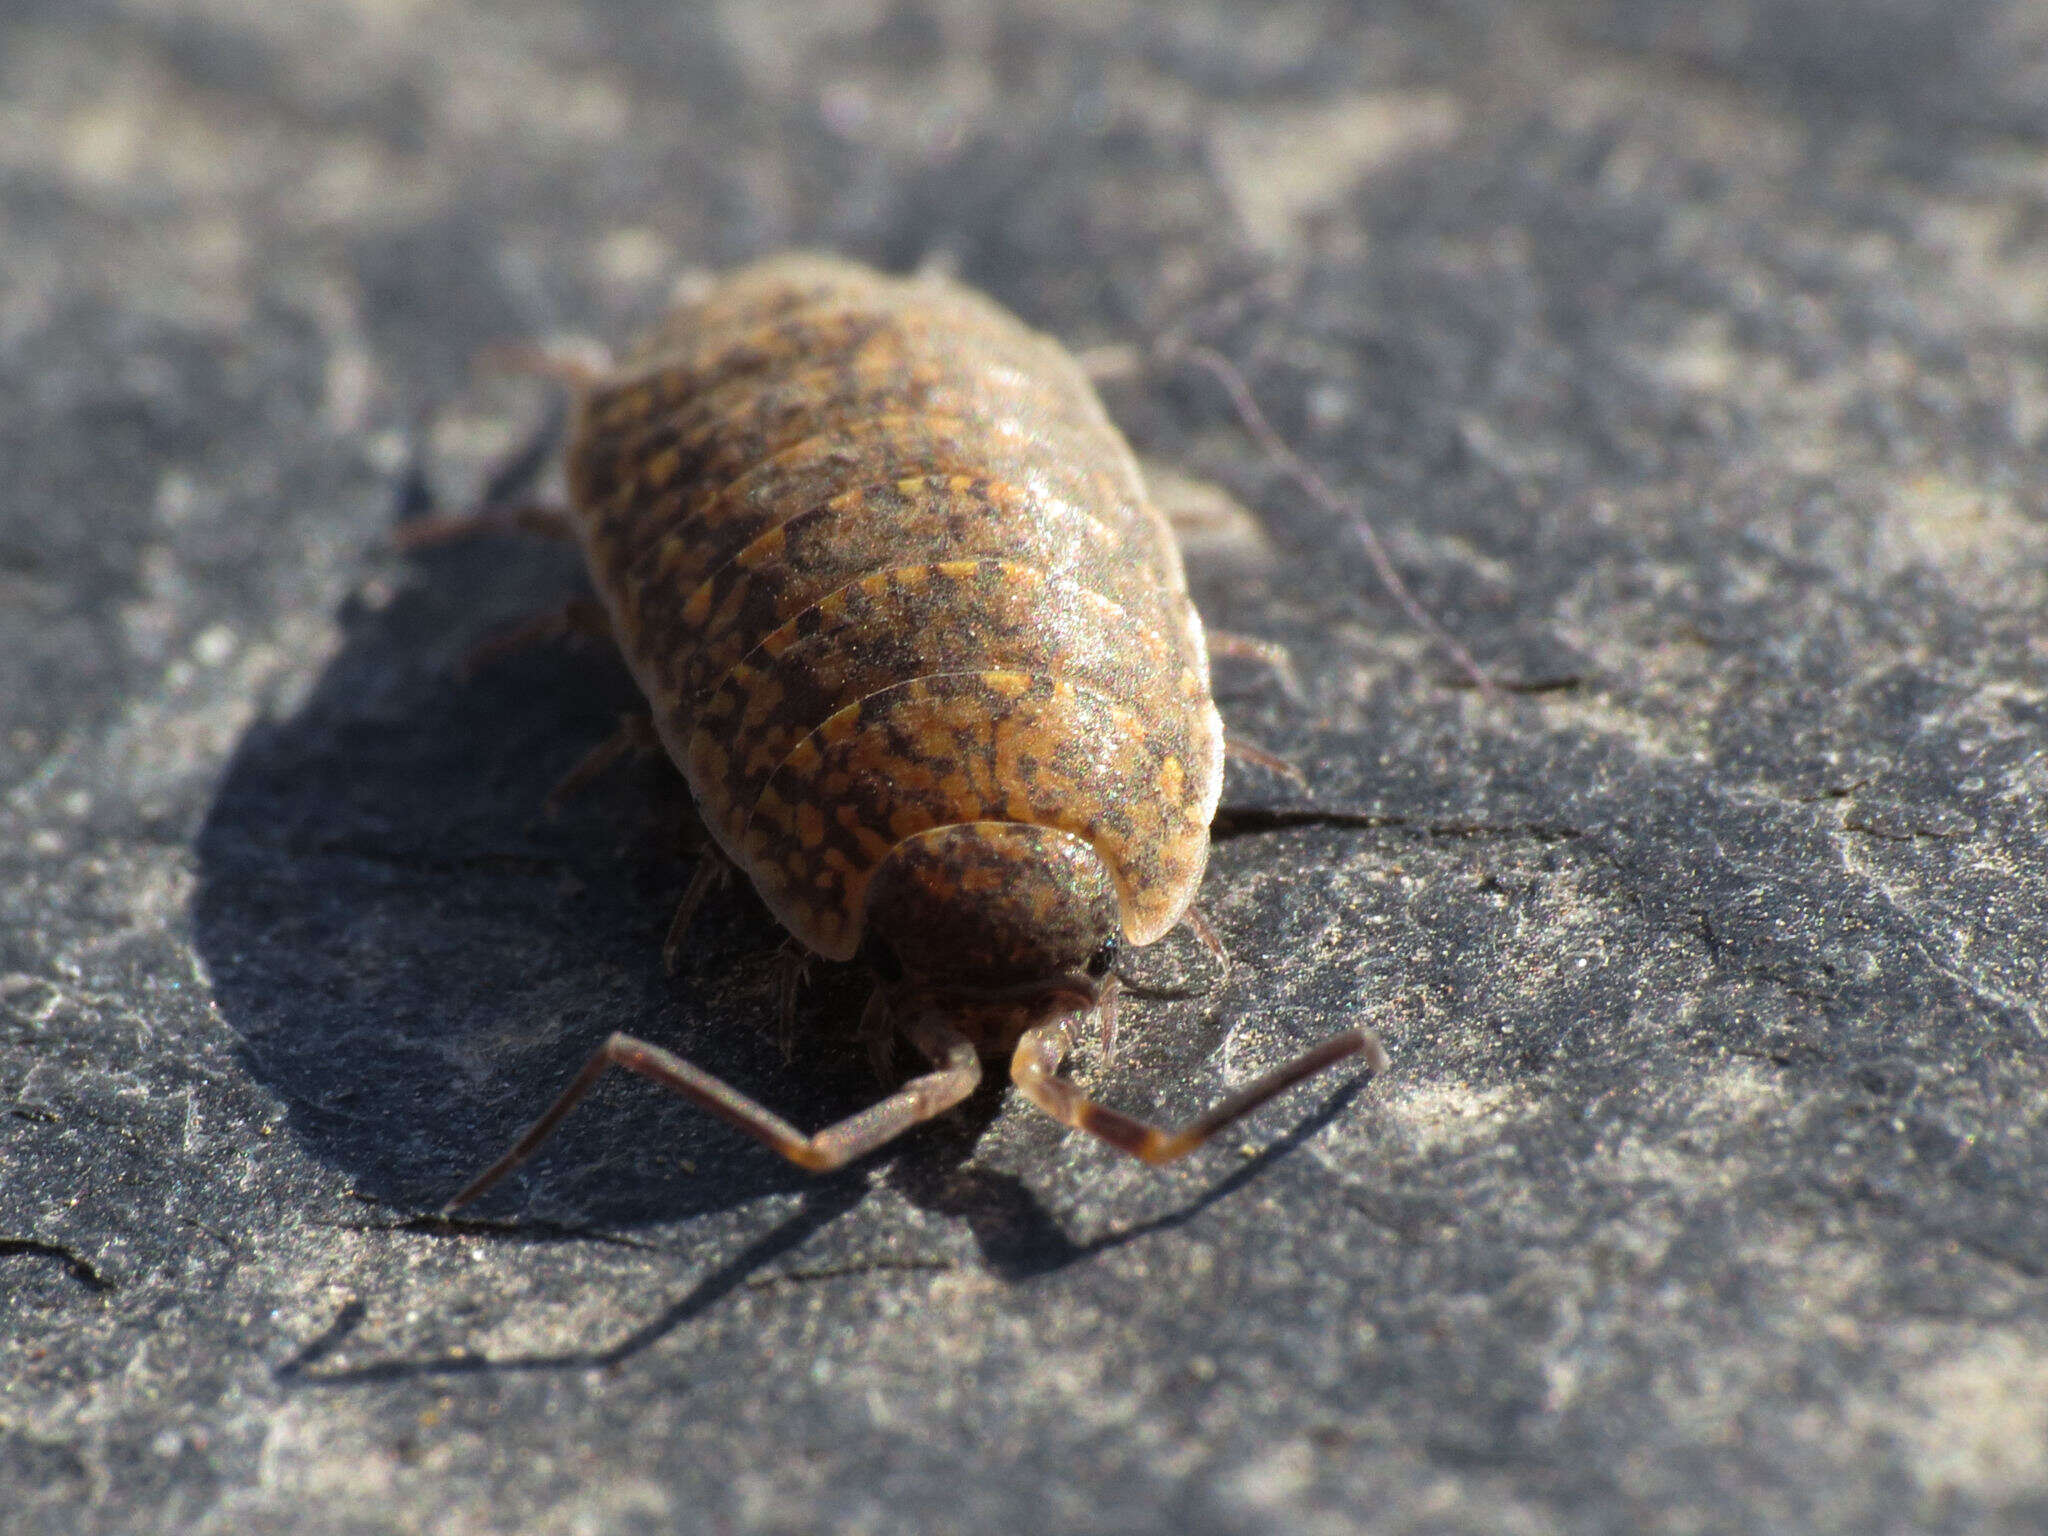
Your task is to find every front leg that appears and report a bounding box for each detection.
[1010,1016,1383,1165]
[444,1013,981,1211]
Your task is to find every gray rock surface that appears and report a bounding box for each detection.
[5,2,2048,1532]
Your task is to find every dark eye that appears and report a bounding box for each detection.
[860,936,904,984]
[1084,935,1119,979]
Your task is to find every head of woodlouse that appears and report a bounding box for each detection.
[860,821,1122,1052]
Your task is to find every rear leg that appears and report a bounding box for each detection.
[1130,468,1306,710]
[1207,630,1306,706]
[547,711,662,814]
[458,596,613,679]
[662,844,735,975]
[394,336,610,552]
[1223,734,1308,788]
[771,941,814,1063]
[394,501,579,551]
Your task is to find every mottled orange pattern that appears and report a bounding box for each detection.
[563,254,1223,961]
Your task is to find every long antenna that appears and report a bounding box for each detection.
[1167,340,1502,701]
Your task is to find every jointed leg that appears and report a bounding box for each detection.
[549,712,661,814]
[1224,734,1308,788]
[1010,1016,1385,1166]
[1086,331,1500,700]
[771,941,812,1061]
[472,339,616,390]
[459,596,612,678]
[1207,630,1307,705]
[444,1014,980,1211]
[394,501,579,551]
[1180,904,1233,986]
[1095,981,1123,1064]
[395,343,597,553]
[661,846,734,975]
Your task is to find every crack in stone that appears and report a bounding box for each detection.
[1838,819,1966,843]
[1210,807,1584,844]
[0,1237,112,1292]
[315,1211,660,1251]
[743,1256,957,1289]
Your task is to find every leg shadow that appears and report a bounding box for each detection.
[279,1176,872,1384]
[890,1068,1377,1279]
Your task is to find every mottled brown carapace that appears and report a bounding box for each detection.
[568,254,1222,961]
[442,255,1380,1208]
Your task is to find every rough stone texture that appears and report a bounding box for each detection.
[5,3,2048,1533]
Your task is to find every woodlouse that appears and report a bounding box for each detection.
[431,254,1386,1209]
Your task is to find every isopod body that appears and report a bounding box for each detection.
[571,254,1224,985]
[445,254,1379,1206]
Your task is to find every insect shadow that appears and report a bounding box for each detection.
[191,281,1410,1263]
[190,516,989,1226]
[190,512,1368,1288]
[273,1075,1370,1387]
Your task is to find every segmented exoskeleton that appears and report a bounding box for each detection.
[442,255,1381,1208]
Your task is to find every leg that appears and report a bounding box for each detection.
[394,501,579,552]
[1089,979,1124,1065]
[1010,1016,1385,1166]
[1181,904,1233,986]
[860,985,899,1086]
[443,1014,981,1211]
[1098,333,1494,698]
[661,846,733,975]
[548,712,661,814]
[1077,341,1145,383]
[396,343,597,553]
[1162,339,1501,701]
[472,339,616,390]
[1225,734,1308,789]
[1112,911,1230,1004]
[1207,630,1307,705]
[458,597,613,678]
[771,940,813,1062]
